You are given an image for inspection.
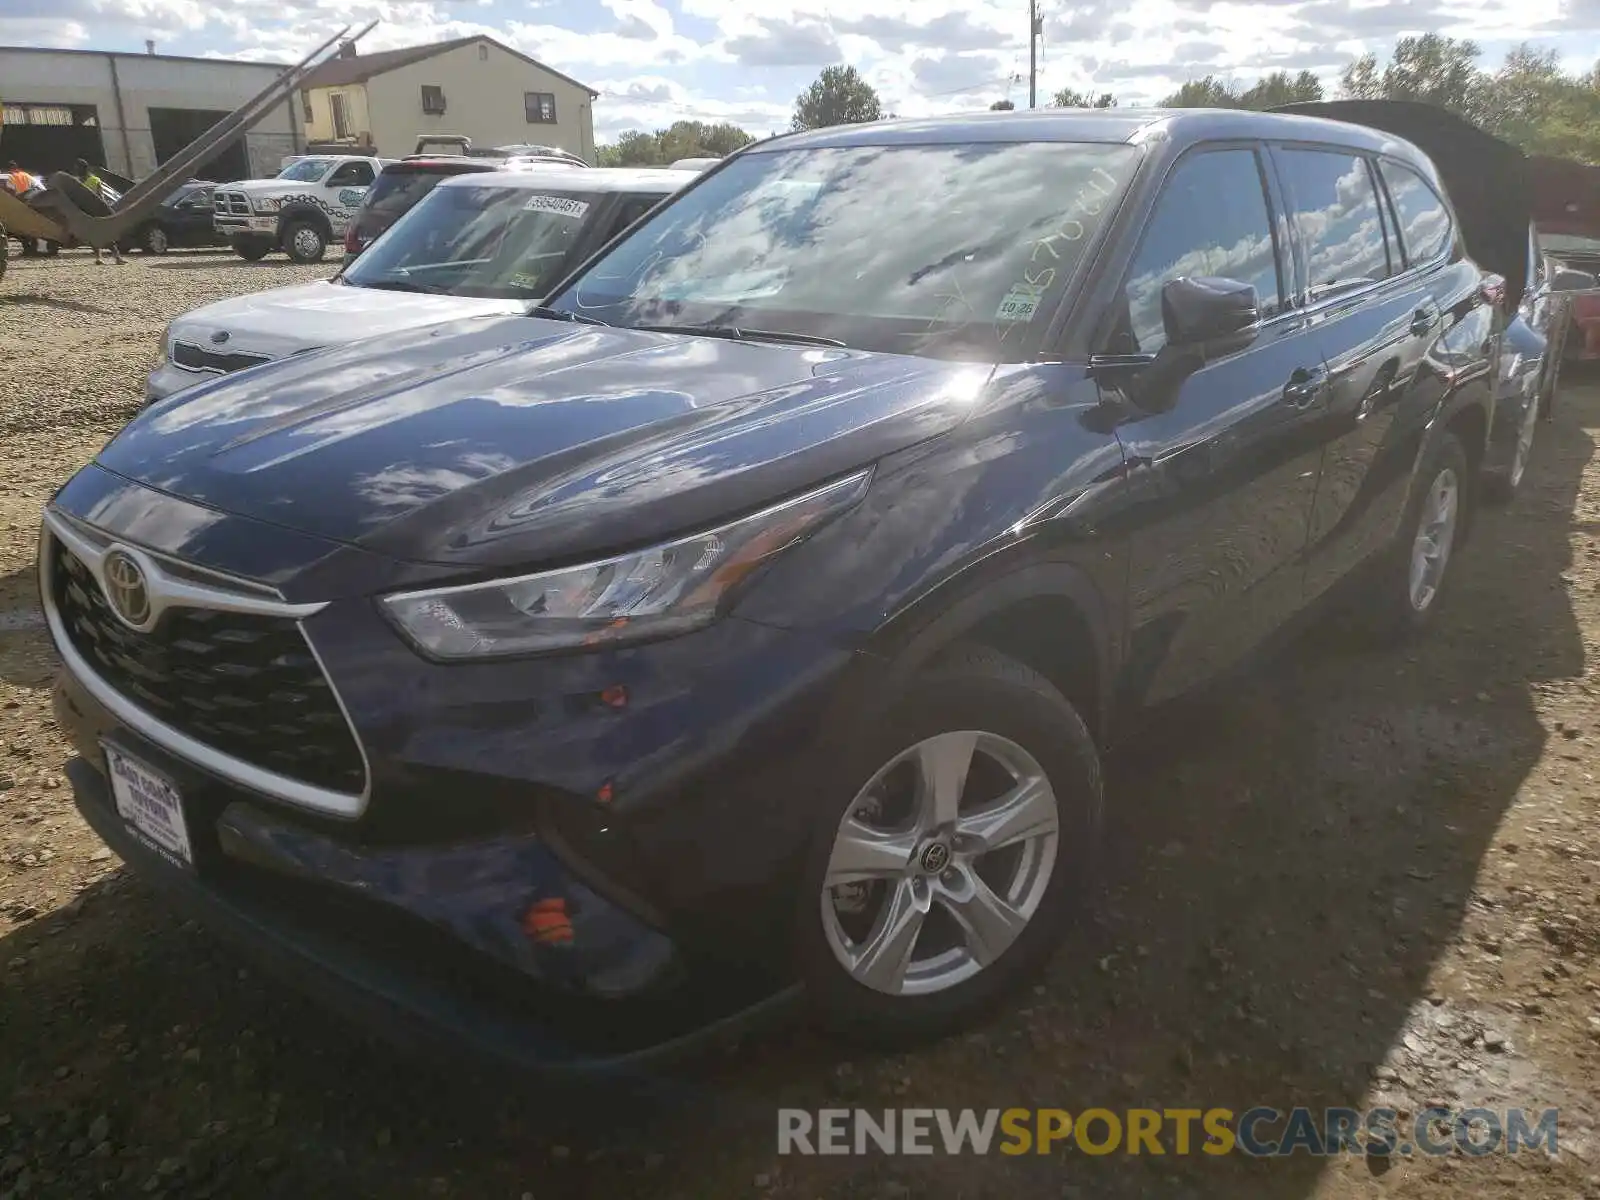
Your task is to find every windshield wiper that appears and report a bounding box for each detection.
[632,323,846,348]
[527,306,609,326]
[356,278,445,294]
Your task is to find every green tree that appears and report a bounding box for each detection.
[1339,34,1490,123]
[1159,75,1240,107]
[595,120,755,167]
[1237,69,1323,109]
[792,65,884,131]
[1484,44,1600,162]
[1051,88,1117,108]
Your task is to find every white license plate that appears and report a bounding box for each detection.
[104,745,193,870]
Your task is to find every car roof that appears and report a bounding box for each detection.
[762,107,1420,159]
[388,157,500,173]
[436,166,700,194]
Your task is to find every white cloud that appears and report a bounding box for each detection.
[4,0,1599,142]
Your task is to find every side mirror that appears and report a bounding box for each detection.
[1551,267,1599,293]
[1162,276,1260,353]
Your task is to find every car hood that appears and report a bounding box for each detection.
[100,316,989,569]
[168,281,529,360]
[1275,99,1532,311]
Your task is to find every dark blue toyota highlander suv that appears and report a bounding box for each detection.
[43,103,1530,1072]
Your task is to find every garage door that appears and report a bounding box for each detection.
[148,107,248,182]
[0,103,105,176]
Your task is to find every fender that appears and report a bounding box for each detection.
[824,553,1122,748]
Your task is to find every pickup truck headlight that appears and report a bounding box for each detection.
[252,197,282,213]
[381,470,870,660]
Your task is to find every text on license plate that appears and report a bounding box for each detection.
[105,745,193,869]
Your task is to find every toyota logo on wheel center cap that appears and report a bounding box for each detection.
[101,550,153,630]
[919,842,951,874]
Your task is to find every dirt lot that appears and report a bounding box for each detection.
[3,248,1600,1200]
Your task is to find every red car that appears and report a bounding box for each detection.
[1531,154,1600,361]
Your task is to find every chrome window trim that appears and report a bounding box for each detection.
[40,509,370,819]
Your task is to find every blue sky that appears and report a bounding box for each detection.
[4,0,1597,143]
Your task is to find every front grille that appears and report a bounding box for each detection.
[216,191,250,216]
[172,342,270,374]
[51,539,365,795]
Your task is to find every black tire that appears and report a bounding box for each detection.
[1484,386,1538,506]
[1361,430,1471,641]
[232,236,271,262]
[282,219,327,264]
[141,223,170,255]
[794,644,1103,1046]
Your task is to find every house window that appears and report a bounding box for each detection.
[330,92,350,139]
[525,92,557,124]
[421,85,446,115]
[478,43,488,60]
[300,89,312,122]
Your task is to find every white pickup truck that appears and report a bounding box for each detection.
[212,153,395,263]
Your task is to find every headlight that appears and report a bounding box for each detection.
[381,469,871,660]
[253,197,281,213]
[160,322,176,360]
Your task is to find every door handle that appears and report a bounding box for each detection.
[1282,366,1326,408]
[1409,308,1437,337]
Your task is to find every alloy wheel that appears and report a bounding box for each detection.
[819,730,1060,997]
[1408,466,1459,613]
[146,226,169,254]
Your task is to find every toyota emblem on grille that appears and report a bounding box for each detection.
[101,550,153,630]
[210,330,230,345]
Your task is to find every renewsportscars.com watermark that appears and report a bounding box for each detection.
[777,1107,1561,1158]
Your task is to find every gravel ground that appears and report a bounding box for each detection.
[4,248,1600,1200]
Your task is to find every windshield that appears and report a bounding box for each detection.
[278,158,334,183]
[342,182,602,299]
[545,141,1141,361]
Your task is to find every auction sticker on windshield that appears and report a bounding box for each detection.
[104,744,193,870]
[996,284,1045,323]
[523,195,589,218]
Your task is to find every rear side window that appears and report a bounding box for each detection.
[1378,160,1452,266]
[607,195,665,239]
[1277,149,1392,299]
[1112,148,1282,355]
[363,170,448,223]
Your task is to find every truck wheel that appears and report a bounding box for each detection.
[232,236,271,262]
[142,224,170,255]
[283,220,327,264]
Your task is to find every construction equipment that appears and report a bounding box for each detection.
[0,20,377,283]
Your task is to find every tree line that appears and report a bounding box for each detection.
[594,37,1600,168]
[1047,36,1600,162]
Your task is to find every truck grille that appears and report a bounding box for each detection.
[215,191,251,216]
[51,538,365,795]
[172,342,271,374]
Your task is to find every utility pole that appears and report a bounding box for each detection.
[1028,0,1038,109]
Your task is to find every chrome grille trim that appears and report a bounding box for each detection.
[41,508,371,819]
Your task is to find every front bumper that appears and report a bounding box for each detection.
[146,360,219,404]
[215,216,277,238]
[57,675,804,1077]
